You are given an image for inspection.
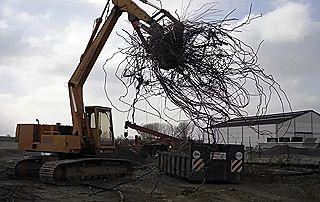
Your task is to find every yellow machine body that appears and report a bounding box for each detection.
[16,124,81,153]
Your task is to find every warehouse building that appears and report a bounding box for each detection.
[212,110,320,148]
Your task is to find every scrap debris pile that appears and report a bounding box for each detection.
[106,3,288,134]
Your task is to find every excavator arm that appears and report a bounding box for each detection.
[68,0,183,147]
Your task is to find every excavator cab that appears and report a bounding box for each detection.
[16,106,115,155]
[85,106,115,153]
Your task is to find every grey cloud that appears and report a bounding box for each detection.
[255,25,320,113]
[1,0,99,24]
[0,70,19,94]
[0,0,100,62]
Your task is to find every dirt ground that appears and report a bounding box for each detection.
[1,140,320,202]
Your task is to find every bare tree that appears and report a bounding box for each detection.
[173,121,193,141]
[137,120,206,143]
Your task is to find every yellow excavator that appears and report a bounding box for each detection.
[11,0,183,183]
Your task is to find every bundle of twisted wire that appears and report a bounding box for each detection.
[112,14,284,134]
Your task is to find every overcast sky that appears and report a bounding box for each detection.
[0,0,319,137]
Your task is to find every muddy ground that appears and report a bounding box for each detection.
[0,139,320,202]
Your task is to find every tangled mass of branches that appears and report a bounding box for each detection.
[106,3,289,134]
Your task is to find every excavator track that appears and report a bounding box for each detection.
[39,158,134,184]
[6,156,59,179]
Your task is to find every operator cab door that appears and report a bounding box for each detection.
[87,106,115,152]
[97,108,114,146]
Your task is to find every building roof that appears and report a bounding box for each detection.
[213,110,317,128]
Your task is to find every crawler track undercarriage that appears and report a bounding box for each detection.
[7,155,134,184]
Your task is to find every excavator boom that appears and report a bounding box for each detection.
[69,0,155,142]
[68,0,183,152]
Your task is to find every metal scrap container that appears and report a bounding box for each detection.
[158,142,244,183]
